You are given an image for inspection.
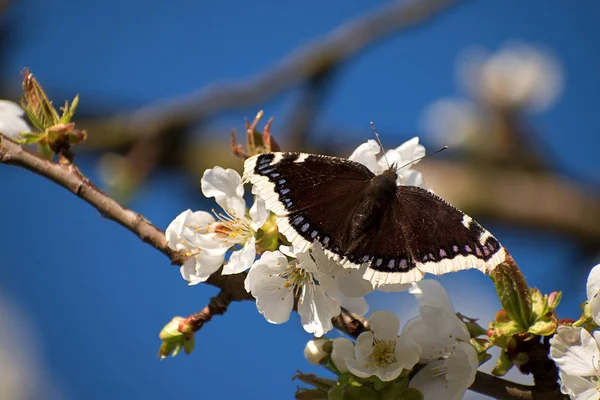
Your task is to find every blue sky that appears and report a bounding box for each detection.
[1,1,599,399]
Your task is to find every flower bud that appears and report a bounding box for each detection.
[304,338,332,366]
[490,260,533,330]
[158,317,195,359]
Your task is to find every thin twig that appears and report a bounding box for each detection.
[0,134,254,300]
[180,291,232,333]
[470,372,534,400]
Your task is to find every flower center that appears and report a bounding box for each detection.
[210,208,252,244]
[370,339,397,368]
[279,263,315,304]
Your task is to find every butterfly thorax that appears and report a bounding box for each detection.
[347,168,398,253]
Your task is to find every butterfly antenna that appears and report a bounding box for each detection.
[370,122,391,168]
[397,146,448,170]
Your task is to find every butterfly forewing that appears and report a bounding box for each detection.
[245,153,375,252]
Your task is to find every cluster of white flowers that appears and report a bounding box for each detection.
[166,137,426,337]
[318,280,478,399]
[550,263,600,400]
[166,137,479,397]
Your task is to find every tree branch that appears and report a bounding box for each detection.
[1,134,565,399]
[0,134,254,300]
[82,0,466,148]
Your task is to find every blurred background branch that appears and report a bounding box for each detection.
[80,0,463,148]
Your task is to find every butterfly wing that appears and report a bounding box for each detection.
[244,152,376,253]
[244,152,506,287]
[358,186,506,286]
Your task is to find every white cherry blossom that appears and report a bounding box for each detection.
[586,263,600,326]
[245,245,341,337]
[409,341,478,400]
[460,42,563,112]
[403,280,477,399]
[166,209,228,285]
[0,100,30,139]
[166,166,268,284]
[344,310,421,381]
[421,98,483,147]
[348,137,426,188]
[550,326,600,400]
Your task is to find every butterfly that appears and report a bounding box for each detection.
[243,152,506,287]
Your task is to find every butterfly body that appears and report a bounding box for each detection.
[348,168,397,250]
[243,152,506,287]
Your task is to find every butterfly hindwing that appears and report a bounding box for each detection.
[358,186,506,285]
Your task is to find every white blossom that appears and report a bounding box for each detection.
[0,100,30,139]
[550,326,600,400]
[166,210,228,285]
[421,98,483,147]
[403,280,478,399]
[344,310,421,381]
[348,137,426,188]
[166,167,268,284]
[409,341,478,400]
[460,42,563,112]
[245,245,341,337]
[586,263,600,326]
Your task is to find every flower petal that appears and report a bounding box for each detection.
[369,310,400,341]
[401,307,469,362]
[166,209,193,250]
[246,251,294,324]
[201,167,246,218]
[222,237,256,275]
[348,139,381,174]
[550,326,600,377]
[331,338,355,373]
[409,360,465,400]
[399,169,426,189]
[586,264,600,301]
[338,293,369,316]
[0,100,30,138]
[394,334,421,370]
[558,371,598,400]
[249,186,269,230]
[245,251,287,292]
[591,297,600,327]
[377,282,413,293]
[345,358,376,379]
[409,280,455,314]
[387,137,426,170]
[444,342,478,387]
[354,331,375,361]
[374,362,405,382]
[336,264,374,298]
[298,286,340,337]
[180,250,225,285]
